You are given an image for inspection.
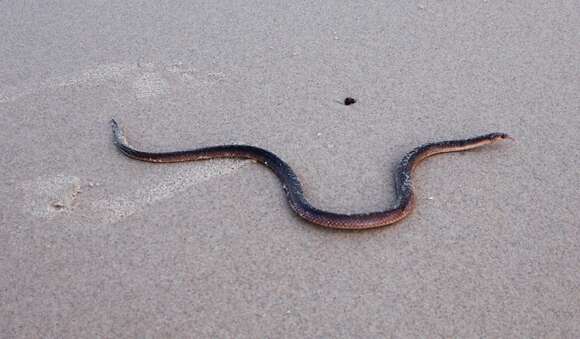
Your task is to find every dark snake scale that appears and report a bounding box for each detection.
[111,119,511,229]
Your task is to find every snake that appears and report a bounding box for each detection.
[111,119,512,230]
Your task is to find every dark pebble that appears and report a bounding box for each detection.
[344,97,356,105]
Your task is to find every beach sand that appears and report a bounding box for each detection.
[1,1,579,337]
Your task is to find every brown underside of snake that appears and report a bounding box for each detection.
[111,119,512,230]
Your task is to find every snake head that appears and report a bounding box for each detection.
[488,132,514,143]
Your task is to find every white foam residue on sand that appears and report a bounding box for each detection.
[0,63,139,104]
[19,175,81,218]
[0,61,227,104]
[90,160,250,224]
[55,63,136,87]
[19,161,249,224]
[133,72,169,99]
[90,197,139,224]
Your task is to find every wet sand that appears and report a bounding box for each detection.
[1,1,579,337]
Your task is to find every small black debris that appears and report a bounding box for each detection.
[344,97,356,105]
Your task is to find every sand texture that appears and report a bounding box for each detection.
[1,1,579,337]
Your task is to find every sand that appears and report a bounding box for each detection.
[1,1,579,337]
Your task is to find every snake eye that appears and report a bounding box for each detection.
[493,133,513,141]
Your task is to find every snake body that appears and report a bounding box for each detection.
[111,119,511,229]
